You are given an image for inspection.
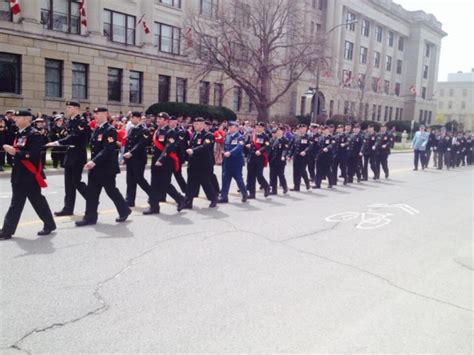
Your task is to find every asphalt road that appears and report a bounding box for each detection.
[0,153,472,354]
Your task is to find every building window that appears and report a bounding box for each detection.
[300,96,306,115]
[176,78,187,103]
[374,51,381,68]
[419,110,424,122]
[45,59,63,98]
[372,104,376,121]
[399,108,403,120]
[386,56,392,71]
[462,88,467,97]
[342,70,352,87]
[346,12,356,31]
[214,83,223,106]
[158,75,170,102]
[421,87,426,99]
[41,0,81,34]
[107,67,122,102]
[424,110,428,122]
[375,25,383,42]
[0,0,12,21]
[461,101,466,110]
[398,37,404,51]
[423,65,429,79]
[129,70,143,104]
[359,46,368,64]
[396,60,402,74]
[344,41,354,60]
[316,23,321,32]
[329,100,334,118]
[247,94,253,112]
[72,62,88,100]
[319,0,325,10]
[449,89,453,96]
[343,101,349,115]
[384,80,390,94]
[394,82,400,96]
[448,101,452,109]
[154,22,180,55]
[428,111,432,124]
[377,105,381,121]
[103,9,135,45]
[200,0,218,18]
[361,19,370,37]
[389,106,393,120]
[384,106,388,121]
[233,87,242,111]
[159,0,181,8]
[388,31,394,47]
[438,101,443,109]
[425,43,430,57]
[371,77,379,92]
[364,103,369,120]
[357,73,366,89]
[0,52,21,94]
[395,107,399,120]
[439,89,444,97]
[199,81,210,105]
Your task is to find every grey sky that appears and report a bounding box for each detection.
[395,0,474,82]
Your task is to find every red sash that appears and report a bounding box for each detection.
[13,137,48,188]
[153,134,181,172]
[253,134,269,167]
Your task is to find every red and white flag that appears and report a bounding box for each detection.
[79,0,87,28]
[410,85,417,96]
[137,14,150,34]
[9,0,21,16]
[184,27,193,48]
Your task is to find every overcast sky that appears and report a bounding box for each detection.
[395,0,474,82]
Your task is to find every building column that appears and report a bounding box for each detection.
[138,0,154,47]
[20,0,41,24]
[86,0,104,37]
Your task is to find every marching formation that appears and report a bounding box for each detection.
[0,101,472,240]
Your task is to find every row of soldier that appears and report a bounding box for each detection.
[0,102,472,240]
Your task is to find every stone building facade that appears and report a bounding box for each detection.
[0,0,446,122]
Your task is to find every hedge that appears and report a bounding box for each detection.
[145,102,237,122]
[386,120,420,133]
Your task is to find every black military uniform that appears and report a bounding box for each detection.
[307,125,318,181]
[289,126,312,191]
[76,108,131,226]
[245,123,270,198]
[50,116,67,168]
[269,129,289,194]
[124,112,151,207]
[170,117,188,194]
[375,129,393,179]
[54,101,89,216]
[425,130,437,168]
[34,117,50,167]
[5,111,18,166]
[436,133,451,169]
[315,132,334,188]
[361,129,378,180]
[331,127,350,185]
[0,116,6,171]
[1,110,56,240]
[347,129,363,183]
[179,118,218,210]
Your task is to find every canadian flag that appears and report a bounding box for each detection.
[137,15,150,34]
[79,0,87,28]
[9,0,21,16]
[184,27,193,48]
[410,85,417,96]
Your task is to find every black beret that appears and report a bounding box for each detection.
[66,100,80,107]
[131,111,142,117]
[93,107,108,113]
[13,109,33,117]
[194,117,205,123]
[157,112,169,119]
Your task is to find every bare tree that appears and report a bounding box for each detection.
[187,0,328,121]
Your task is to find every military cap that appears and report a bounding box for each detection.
[169,115,177,121]
[194,117,205,123]
[228,121,239,126]
[256,122,266,128]
[157,112,170,119]
[298,124,307,128]
[309,123,318,128]
[328,124,335,128]
[93,107,108,113]
[53,114,64,121]
[66,100,80,107]
[337,124,344,128]
[13,109,33,117]
[6,109,15,114]
[204,120,212,125]
[131,111,142,117]
[34,117,45,123]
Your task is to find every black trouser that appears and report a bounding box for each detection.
[315,155,332,187]
[414,150,426,170]
[370,153,379,178]
[63,164,88,213]
[362,154,370,180]
[173,169,187,194]
[40,149,47,167]
[246,157,269,195]
[292,155,309,190]
[185,168,217,204]
[269,162,287,193]
[84,172,129,222]
[307,155,316,180]
[51,147,65,168]
[331,154,348,185]
[467,149,473,165]
[150,167,184,208]
[0,150,5,169]
[425,149,432,168]
[433,150,438,167]
[437,151,445,169]
[347,155,362,182]
[377,153,389,178]
[126,162,151,205]
[2,183,56,235]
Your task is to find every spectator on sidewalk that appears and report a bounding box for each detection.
[412,125,429,170]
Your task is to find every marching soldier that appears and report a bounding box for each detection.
[218,121,248,203]
[178,117,218,210]
[143,112,185,215]
[45,101,89,216]
[375,125,393,179]
[315,126,334,189]
[123,111,152,207]
[0,115,6,171]
[75,107,131,226]
[0,110,56,240]
[33,117,49,167]
[289,124,312,191]
[4,109,18,167]
[168,116,188,194]
[347,123,363,183]
[245,122,270,199]
[307,123,319,181]
[331,124,350,185]
[50,115,67,168]
[361,124,378,180]
[269,126,289,195]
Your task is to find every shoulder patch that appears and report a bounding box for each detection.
[107,136,115,143]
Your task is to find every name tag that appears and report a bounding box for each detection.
[197,139,202,145]
[371,137,375,141]
[384,137,387,140]
[325,139,329,144]
[159,135,165,142]
[97,134,103,141]
[301,139,308,144]
[231,140,238,145]
[256,138,264,144]
[16,137,27,147]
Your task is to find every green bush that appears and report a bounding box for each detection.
[386,120,419,133]
[359,120,382,131]
[145,102,237,122]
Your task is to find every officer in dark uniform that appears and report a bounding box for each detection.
[307,123,319,181]
[0,110,56,240]
[204,120,220,196]
[143,112,185,215]
[466,133,473,165]
[361,124,378,180]
[123,111,151,207]
[375,125,393,179]
[331,124,350,185]
[437,130,452,169]
[218,121,248,203]
[168,115,188,194]
[33,117,50,167]
[425,127,437,168]
[0,115,6,171]
[50,115,67,168]
[269,126,289,195]
[315,126,334,189]
[178,117,218,210]
[289,124,312,191]
[46,101,89,216]
[4,110,18,167]
[245,122,270,199]
[347,123,363,183]
[75,107,131,226]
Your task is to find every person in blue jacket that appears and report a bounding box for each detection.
[412,125,429,170]
[218,121,248,203]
